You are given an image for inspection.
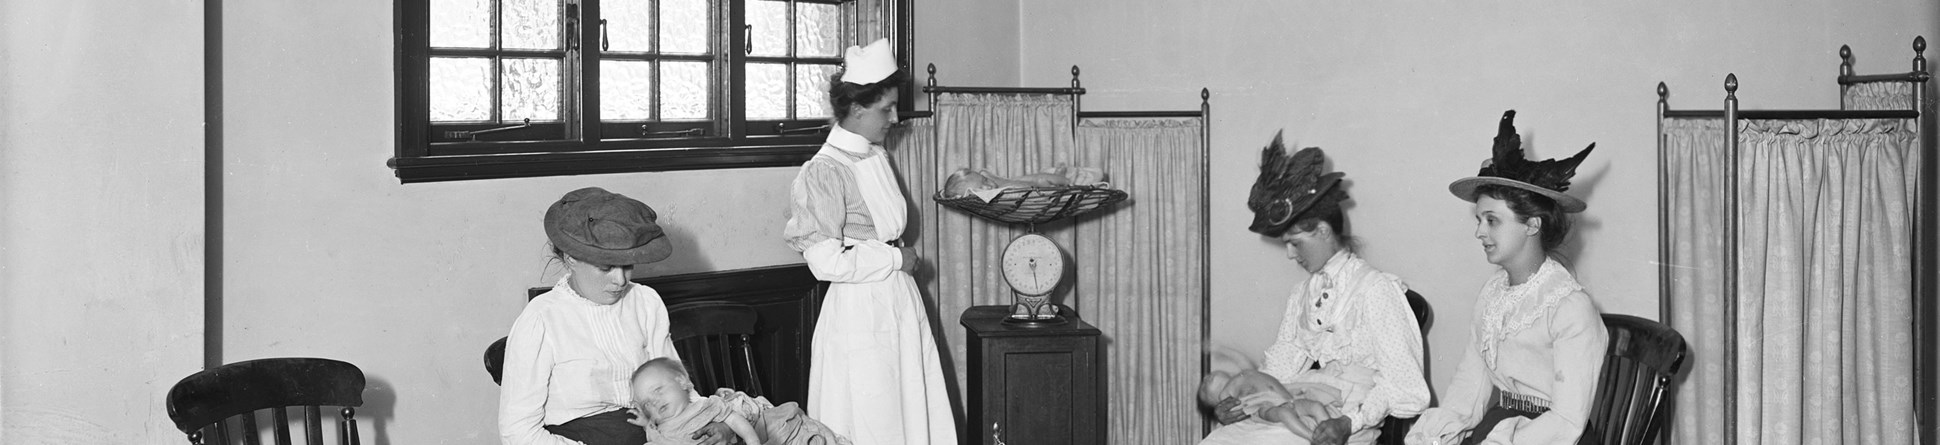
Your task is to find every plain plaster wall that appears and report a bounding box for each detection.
[215,1,1017,443]
[1015,0,1940,400]
[0,1,207,442]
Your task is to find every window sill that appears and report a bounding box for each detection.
[387,144,820,183]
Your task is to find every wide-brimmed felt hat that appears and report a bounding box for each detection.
[544,187,672,266]
[1448,110,1595,213]
[1247,131,1348,236]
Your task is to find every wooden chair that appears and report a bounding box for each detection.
[668,302,766,397]
[1376,290,1432,445]
[483,302,767,398]
[166,357,366,445]
[1581,314,1688,445]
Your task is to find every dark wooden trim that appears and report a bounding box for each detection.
[922,86,1086,95]
[389,144,818,183]
[1661,109,1919,119]
[1076,110,1203,119]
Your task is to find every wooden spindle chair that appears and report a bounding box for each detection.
[166,357,365,445]
[1581,314,1687,445]
[667,302,765,397]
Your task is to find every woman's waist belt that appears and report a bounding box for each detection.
[1495,390,1551,414]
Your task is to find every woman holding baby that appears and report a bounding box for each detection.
[498,187,739,445]
[1199,134,1431,445]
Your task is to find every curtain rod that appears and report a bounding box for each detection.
[1662,109,1919,119]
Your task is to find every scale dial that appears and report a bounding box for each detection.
[1001,234,1065,296]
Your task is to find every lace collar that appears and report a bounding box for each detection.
[1475,258,1581,369]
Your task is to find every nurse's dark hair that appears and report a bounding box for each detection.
[828,69,908,121]
[1285,206,1355,252]
[1474,184,1572,252]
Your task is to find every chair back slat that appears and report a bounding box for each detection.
[239,413,261,445]
[1582,315,1688,445]
[166,358,365,445]
[270,407,290,445]
[304,405,325,445]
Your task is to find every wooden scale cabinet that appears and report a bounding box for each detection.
[960,304,1103,445]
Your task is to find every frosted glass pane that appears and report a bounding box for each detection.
[601,60,654,121]
[604,0,653,52]
[746,63,787,120]
[430,57,492,121]
[430,0,490,48]
[502,0,560,50]
[795,64,838,119]
[502,58,561,121]
[795,3,842,57]
[660,61,710,120]
[748,1,787,57]
[660,0,708,54]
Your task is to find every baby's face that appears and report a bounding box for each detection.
[630,368,691,422]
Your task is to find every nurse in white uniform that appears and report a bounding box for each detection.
[781,38,958,445]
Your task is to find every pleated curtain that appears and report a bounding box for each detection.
[1664,110,1919,444]
[1074,117,1207,445]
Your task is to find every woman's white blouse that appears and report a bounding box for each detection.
[1259,250,1432,430]
[498,277,681,445]
[1408,259,1609,445]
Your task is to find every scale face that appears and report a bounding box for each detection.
[1001,233,1066,324]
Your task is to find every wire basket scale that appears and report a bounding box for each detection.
[933,186,1128,225]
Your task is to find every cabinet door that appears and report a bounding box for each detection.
[977,335,1100,445]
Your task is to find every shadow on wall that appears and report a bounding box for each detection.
[362,374,396,445]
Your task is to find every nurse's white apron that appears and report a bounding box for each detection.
[805,144,958,445]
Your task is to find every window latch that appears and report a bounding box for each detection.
[445,119,532,141]
[641,127,705,138]
[744,25,753,54]
[776,123,830,135]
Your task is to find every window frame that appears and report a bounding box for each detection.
[391,0,912,183]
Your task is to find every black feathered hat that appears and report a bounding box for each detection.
[1247,131,1347,236]
[1448,110,1595,213]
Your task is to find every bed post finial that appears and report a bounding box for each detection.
[1071,65,1082,89]
[1725,73,1739,97]
[1201,88,1211,103]
[926,63,937,88]
[1840,45,1854,78]
[1657,82,1668,102]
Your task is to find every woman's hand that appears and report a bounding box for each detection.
[690,421,743,445]
[1212,396,1250,425]
[898,246,919,272]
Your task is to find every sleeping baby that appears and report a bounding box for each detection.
[1199,368,1357,445]
[628,357,851,445]
[940,164,1108,201]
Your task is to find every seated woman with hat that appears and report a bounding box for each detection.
[498,187,739,445]
[1405,111,1609,445]
[1201,134,1431,445]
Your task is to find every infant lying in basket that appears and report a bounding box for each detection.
[629,357,852,445]
[940,164,1108,202]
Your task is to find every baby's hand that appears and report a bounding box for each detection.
[625,406,652,429]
